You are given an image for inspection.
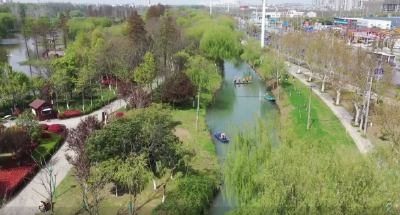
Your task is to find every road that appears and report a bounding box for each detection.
[287,62,373,154]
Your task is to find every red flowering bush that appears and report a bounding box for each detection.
[13,109,21,116]
[48,124,63,133]
[41,124,49,130]
[57,110,83,119]
[0,164,36,197]
[40,132,50,139]
[116,112,124,117]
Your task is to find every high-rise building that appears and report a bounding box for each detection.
[144,0,150,6]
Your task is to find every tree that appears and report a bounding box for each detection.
[127,10,147,48]
[377,104,400,149]
[304,32,325,82]
[0,64,30,110]
[146,4,165,21]
[59,12,69,48]
[65,115,102,212]
[162,73,194,107]
[223,118,400,214]
[259,51,286,100]
[134,52,157,90]
[151,11,181,78]
[0,126,30,155]
[199,25,240,72]
[86,104,180,174]
[16,111,43,142]
[114,153,152,214]
[19,5,34,78]
[186,55,215,130]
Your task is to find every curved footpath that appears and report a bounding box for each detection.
[0,99,127,215]
[287,62,373,154]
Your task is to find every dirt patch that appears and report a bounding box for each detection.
[174,127,191,141]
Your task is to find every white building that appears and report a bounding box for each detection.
[306,11,317,17]
[356,19,392,30]
[144,0,150,7]
[261,10,305,19]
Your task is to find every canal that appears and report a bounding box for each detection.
[206,61,277,214]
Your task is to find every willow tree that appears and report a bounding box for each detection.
[199,25,240,72]
[186,55,215,130]
[223,118,400,214]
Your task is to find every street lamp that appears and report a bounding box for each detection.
[48,167,56,198]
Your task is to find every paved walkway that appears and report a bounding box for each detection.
[0,99,126,215]
[287,62,373,154]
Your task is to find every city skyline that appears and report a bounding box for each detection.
[11,0,313,6]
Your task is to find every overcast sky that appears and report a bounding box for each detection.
[13,0,311,6]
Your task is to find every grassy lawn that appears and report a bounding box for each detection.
[36,107,218,215]
[32,133,63,164]
[279,79,355,149]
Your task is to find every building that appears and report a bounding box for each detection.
[144,0,150,7]
[306,11,317,17]
[29,99,55,121]
[382,0,400,13]
[334,17,392,30]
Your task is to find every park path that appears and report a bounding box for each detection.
[0,98,126,215]
[287,62,373,154]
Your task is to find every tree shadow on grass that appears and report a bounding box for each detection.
[57,185,76,198]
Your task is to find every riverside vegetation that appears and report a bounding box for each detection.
[222,35,400,214]
[9,5,245,215]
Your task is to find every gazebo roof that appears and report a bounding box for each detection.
[29,99,47,109]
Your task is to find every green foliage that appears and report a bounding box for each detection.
[216,16,235,31]
[113,154,152,198]
[223,117,398,214]
[0,13,15,38]
[259,51,287,80]
[186,55,222,107]
[176,17,191,27]
[200,25,240,62]
[68,17,112,40]
[134,52,157,86]
[86,104,180,170]
[240,38,263,67]
[0,6,10,13]
[69,10,84,18]
[16,111,43,141]
[32,133,63,165]
[0,64,30,108]
[151,172,216,215]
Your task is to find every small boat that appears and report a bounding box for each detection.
[234,81,253,84]
[214,132,229,142]
[265,94,276,101]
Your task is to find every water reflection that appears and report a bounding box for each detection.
[0,35,55,76]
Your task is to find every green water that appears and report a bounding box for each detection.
[0,35,62,77]
[207,61,277,214]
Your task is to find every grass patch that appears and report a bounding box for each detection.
[32,133,63,165]
[35,107,218,215]
[280,80,355,149]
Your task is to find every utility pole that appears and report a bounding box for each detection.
[307,86,313,130]
[363,73,373,134]
[261,0,266,48]
[196,85,200,131]
[210,0,212,15]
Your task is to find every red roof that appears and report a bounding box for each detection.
[29,99,47,109]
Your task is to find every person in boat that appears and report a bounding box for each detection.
[234,76,237,83]
[221,133,226,139]
[238,78,241,83]
[249,76,252,81]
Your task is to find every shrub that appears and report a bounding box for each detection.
[13,109,21,116]
[41,124,49,130]
[116,112,124,117]
[41,133,50,139]
[32,133,63,165]
[0,164,36,197]
[48,124,63,133]
[57,110,83,119]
